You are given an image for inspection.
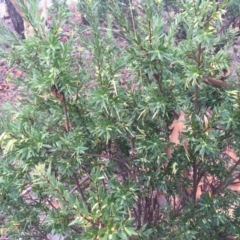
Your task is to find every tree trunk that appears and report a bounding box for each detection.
[5,0,25,38]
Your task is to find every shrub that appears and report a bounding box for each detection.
[0,0,239,239]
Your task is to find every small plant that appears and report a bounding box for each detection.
[0,0,239,239]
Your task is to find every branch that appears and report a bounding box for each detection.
[192,161,197,204]
[214,158,240,194]
[84,153,129,166]
[70,175,90,194]
[153,73,163,94]
[73,172,88,204]
[195,43,202,112]
[148,20,152,45]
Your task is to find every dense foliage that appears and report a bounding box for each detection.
[0,0,240,239]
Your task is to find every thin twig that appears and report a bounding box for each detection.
[62,93,71,132]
